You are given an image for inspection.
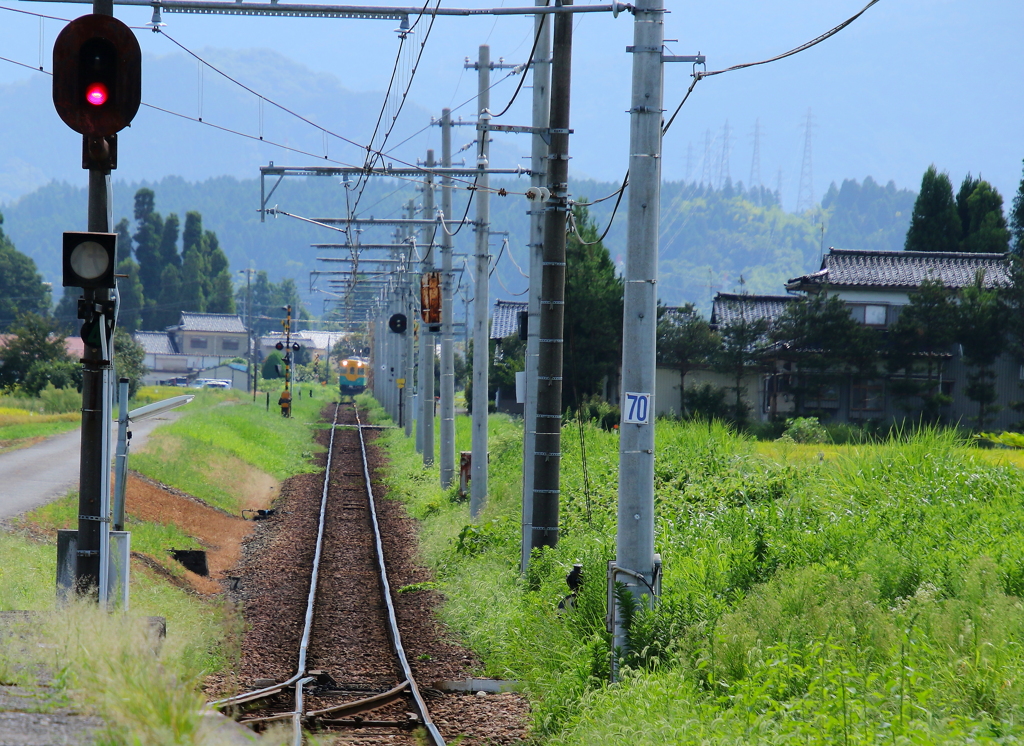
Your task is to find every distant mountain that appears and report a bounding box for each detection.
[0,47,526,205]
[0,173,914,317]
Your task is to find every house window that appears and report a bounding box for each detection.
[221,338,240,351]
[848,304,888,327]
[190,337,208,349]
[851,384,884,412]
[806,385,840,410]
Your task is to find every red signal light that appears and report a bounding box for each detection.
[85,82,108,106]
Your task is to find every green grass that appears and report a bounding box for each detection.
[0,408,79,448]
[0,385,341,744]
[130,386,332,512]
[26,493,202,569]
[372,408,1024,744]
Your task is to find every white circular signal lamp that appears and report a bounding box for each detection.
[70,240,110,280]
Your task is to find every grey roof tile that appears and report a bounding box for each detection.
[491,300,528,339]
[179,312,247,333]
[134,332,177,355]
[710,294,795,328]
[787,249,1010,290]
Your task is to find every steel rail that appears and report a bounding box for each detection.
[209,402,341,733]
[354,406,446,746]
[212,401,444,744]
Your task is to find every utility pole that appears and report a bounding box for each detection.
[439,108,456,488]
[531,0,573,553]
[469,45,491,517]
[240,268,256,399]
[420,149,436,466]
[521,0,552,572]
[405,199,417,440]
[281,304,293,417]
[614,0,665,661]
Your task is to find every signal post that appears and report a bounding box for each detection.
[52,7,141,599]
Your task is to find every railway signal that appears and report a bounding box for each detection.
[52,14,142,139]
[62,231,117,289]
[388,313,408,334]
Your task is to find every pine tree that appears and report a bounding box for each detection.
[887,278,957,419]
[203,230,235,313]
[115,258,145,333]
[957,270,1006,430]
[904,165,961,252]
[956,173,981,239]
[160,213,181,269]
[961,180,1010,254]
[656,303,719,415]
[114,217,132,264]
[1011,159,1024,255]
[154,264,183,329]
[133,188,165,295]
[563,203,623,408]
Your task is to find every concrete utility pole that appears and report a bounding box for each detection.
[404,200,417,440]
[469,45,491,517]
[420,149,436,466]
[531,0,573,553]
[439,109,456,488]
[614,0,664,657]
[520,0,552,572]
[240,268,256,398]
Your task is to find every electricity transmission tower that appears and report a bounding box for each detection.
[749,118,762,193]
[717,120,732,188]
[795,108,815,213]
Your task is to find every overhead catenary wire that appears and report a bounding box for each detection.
[0,5,533,203]
[568,0,884,246]
[490,0,550,119]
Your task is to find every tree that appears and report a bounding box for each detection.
[956,270,1006,430]
[153,264,183,330]
[53,287,81,335]
[113,327,147,399]
[904,165,961,253]
[133,188,165,295]
[115,258,145,333]
[1011,159,1024,255]
[114,217,132,265]
[262,351,284,379]
[772,292,878,415]
[0,213,50,331]
[563,203,623,408]
[656,303,719,415]
[714,309,768,425]
[887,278,957,420]
[0,313,72,390]
[960,180,1010,254]
[955,173,981,240]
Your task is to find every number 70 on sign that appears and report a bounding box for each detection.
[623,392,651,425]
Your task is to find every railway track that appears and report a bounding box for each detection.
[212,401,445,745]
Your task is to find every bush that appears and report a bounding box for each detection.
[780,416,827,444]
[38,383,84,414]
[262,351,284,379]
[568,395,620,431]
[23,359,82,395]
[684,382,731,421]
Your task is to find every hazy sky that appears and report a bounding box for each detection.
[2,0,1022,208]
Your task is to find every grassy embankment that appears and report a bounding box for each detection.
[1,383,335,744]
[365,394,1024,745]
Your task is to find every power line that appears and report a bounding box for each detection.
[577,0,883,243]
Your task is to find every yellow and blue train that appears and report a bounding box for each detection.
[339,358,368,395]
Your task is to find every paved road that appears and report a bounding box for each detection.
[0,412,181,519]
